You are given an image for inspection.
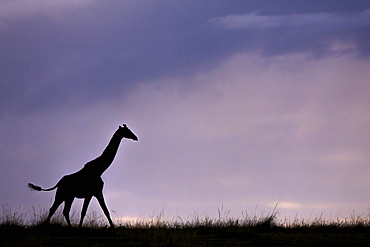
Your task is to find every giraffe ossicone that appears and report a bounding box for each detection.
[28,124,138,228]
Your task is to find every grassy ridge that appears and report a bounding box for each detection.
[1,205,370,246]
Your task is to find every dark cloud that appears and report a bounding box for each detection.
[2,1,370,116]
[208,8,370,57]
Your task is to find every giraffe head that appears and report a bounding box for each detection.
[118,124,138,141]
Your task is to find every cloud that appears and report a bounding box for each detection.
[102,51,370,218]
[207,9,370,58]
[267,201,302,209]
[2,2,370,222]
[2,2,370,119]
[0,0,95,22]
[208,9,370,30]
[2,50,370,220]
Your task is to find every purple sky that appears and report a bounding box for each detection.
[1,1,370,223]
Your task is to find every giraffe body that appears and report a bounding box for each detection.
[28,124,138,228]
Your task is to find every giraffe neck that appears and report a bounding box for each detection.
[96,129,123,175]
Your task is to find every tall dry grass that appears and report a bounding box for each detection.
[1,203,370,230]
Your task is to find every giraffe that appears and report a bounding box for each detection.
[28,124,138,228]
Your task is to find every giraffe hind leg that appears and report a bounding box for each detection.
[63,198,74,227]
[79,196,92,228]
[46,193,64,223]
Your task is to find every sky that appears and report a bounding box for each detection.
[1,0,370,224]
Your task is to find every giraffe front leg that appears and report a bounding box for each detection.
[79,196,92,228]
[96,193,114,228]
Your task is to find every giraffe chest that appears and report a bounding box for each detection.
[78,177,103,196]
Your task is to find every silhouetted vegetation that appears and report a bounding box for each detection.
[1,204,370,246]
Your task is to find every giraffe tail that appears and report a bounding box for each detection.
[28,183,57,192]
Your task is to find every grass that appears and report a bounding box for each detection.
[1,204,370,246]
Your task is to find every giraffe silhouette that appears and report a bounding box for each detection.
[28,124,138,228]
